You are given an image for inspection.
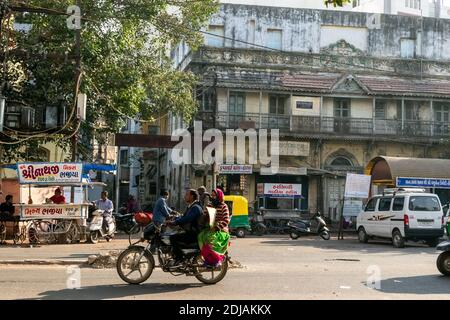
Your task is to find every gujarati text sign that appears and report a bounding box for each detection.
[264,183,302,198]
[18,163,82,184]
[397,177,450,189]
[19,205,84,220]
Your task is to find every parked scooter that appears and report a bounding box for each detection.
[87,209,116,243]
[250,211,267,236]
[436,240,450,275]
[287,212,331,240]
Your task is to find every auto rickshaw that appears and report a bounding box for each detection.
[224,195,251,238]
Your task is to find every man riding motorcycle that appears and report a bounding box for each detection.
[167,189,203,266]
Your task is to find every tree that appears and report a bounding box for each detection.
[324,0,351,7]
[0,0,219,161]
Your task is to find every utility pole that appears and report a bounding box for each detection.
[71,0,82,163]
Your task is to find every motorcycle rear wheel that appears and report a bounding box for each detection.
[194,254,228,285]
[117,246,155,284]
[289,231,299,240]
[320,230,331,240]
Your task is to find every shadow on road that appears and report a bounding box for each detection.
[369,275,450,295]
[259,237,437,256]
[33,282,205,300]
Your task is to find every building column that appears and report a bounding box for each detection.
[401,99,405,131]
[259,90,262,129]
[320,96,324,132]
[227,89,230,128]
[372,97,376,134]
[430,99,434,136]
[289,92,293,131]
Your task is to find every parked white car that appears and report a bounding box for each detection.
[356,188,444,248]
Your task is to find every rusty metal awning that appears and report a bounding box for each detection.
[365,156,450,186]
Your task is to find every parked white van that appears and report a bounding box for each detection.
[356,188,444,248]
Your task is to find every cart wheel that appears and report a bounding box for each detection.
[28,227,39,245]
[0,223,6,243]
[66,223,79,244]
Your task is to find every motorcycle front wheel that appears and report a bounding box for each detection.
[194,254,229,285]
[116,246,155,284]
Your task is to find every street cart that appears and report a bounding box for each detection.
[256,183,305,234]
[14,162,98,244]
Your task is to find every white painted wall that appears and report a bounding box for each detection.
[351,98,373,118]
[217,88,228,112]
[320,25,368,52]
[386,99,399,119]
[220,0,353,10]
[246,92,261,113]
[323,97,334,117]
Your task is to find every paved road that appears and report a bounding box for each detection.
[1,236,450,300]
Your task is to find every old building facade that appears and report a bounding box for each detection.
[162,3,450,221]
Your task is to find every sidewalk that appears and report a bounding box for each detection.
[0,237,132,266]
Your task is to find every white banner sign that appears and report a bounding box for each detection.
[344,173,371,198]
[343,199,363,217]
[218,164,252,174]
[263,183,302,198]
[19,205,85,220]
[279,141,310,157]
[17,163,83,184]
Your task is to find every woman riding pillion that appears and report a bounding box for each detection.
[198,188,231,267]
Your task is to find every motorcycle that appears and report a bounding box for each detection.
[249,211,267,236]
[116,222,229,285]
[86,209,116,243]
[436,240,450,276]
[287,211,331,240]
[113,209,139,235]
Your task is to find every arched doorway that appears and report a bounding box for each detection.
[324,151,361,221]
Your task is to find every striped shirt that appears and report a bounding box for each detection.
[214,202,230,233]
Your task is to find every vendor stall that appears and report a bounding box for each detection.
[13,162,100,244]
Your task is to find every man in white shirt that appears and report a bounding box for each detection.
[95,191,114,232]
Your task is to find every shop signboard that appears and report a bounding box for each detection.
[17,163,83,184]
[263,183,302,198]
[344,173,371,198]
[279,141,310,157]
[18,204,86,220]
[396,177,450,189]
[218,164,253,174]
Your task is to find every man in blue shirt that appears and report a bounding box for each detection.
[168,189,203,265]
[153,190,173,226]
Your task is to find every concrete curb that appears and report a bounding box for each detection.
[0,259,87,266]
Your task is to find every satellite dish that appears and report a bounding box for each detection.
[88,170,97,179]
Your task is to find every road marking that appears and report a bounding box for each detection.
[340,286,351,289]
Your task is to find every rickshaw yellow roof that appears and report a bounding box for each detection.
[223,195,248,216]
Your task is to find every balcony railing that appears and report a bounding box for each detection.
[194,112,450,138]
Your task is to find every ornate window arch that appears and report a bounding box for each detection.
[325,149,359,169]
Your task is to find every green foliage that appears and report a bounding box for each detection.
[324,0,352,7]
[2,0,219,161]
